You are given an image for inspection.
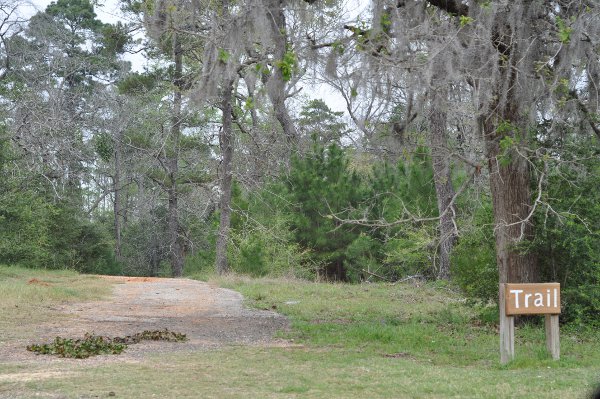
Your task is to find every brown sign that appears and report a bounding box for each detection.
[505,283,560,316]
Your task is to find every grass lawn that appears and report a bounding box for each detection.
[1,267,599,398]
[0,265,112,342]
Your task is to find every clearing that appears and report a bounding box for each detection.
[1,270,599,398]
[0,276,288,365]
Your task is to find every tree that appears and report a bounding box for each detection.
[427,0,599,284]
[342,0,600,287]
[310,1,463,280]
[287,141,363,280]
[298,99,349,147]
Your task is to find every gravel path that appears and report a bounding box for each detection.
[1,276,289,366]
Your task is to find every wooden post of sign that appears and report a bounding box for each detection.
[499,283,515,364]
[545,314,560,360]
[502,283,561,363]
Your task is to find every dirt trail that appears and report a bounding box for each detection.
[0,276,289,365]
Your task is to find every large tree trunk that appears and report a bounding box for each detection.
[424,0,540,287]
[483,6,538,285]
[215,80,234,275]
[485,118,538,284]
[168,34,184,277]
[429,87,456,280]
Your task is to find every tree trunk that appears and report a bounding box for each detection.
[485,124,538,284]
[483,7,538,284]
[429,87,456,280]
[168,34,184,277]
[215,80,234,275]
[424,0,540,287]
[265,0,297,146]
[113,129,123,263]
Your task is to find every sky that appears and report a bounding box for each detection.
[19,0,126,23]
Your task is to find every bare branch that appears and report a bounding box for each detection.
[328,165,477,228]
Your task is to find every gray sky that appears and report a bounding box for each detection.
[19,0,125,22]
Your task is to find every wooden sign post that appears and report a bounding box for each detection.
[499,283,561,364]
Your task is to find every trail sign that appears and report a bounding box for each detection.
[505,283,561,316]
[499,283,561,364]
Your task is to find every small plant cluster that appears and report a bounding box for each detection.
[27,329,187,359]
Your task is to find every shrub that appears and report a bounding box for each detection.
[533,150,600,326]
[451,200,498,304]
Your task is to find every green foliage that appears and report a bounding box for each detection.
[117,72,159,95]
[498,135,516,166]
[533,142,600,326]
[367,150,438,220]
[344,233,380,281]
[45,0,104,33]
[93,132,114,162]
[0,173,118,273]
[46,203,118,273]
[0,187,55,267]
[383,227,435,277]
[275,50,297,82]
[216,143,444,283]
[451,200,498,304]
[555,16,573,44]
[27,334,127,358]
[459,15,474,27]
[286,141,364,280]
[379,11,392,33]
[27,329,187,358]
[366,150,439,279]
[218,48,230,63]
[332,40,345,55]
[227,181,315,279]
[100,22,130,55]
[298,99,348,145]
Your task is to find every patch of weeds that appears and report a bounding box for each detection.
[27,329,187,359]
[473,305,499,326]
[27,333,126,358]
[122,329,187,343]
[252,292,266,301]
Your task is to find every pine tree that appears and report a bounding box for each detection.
[287,141,363,280]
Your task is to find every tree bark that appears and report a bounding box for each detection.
[215,79,235,275]
[168,33,185,277]
[429,87,456,280]
[425,0,539,287]
[265,0,297,146]
[483,7,538,285]
[485,118,538,284]
[113,128,123,263]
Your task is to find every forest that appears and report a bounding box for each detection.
[0,0,598,327]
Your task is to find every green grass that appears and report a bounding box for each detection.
[0,264,112,341]
[2,347,598,398]
[215,276,600,369]
[1,269,599,398]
